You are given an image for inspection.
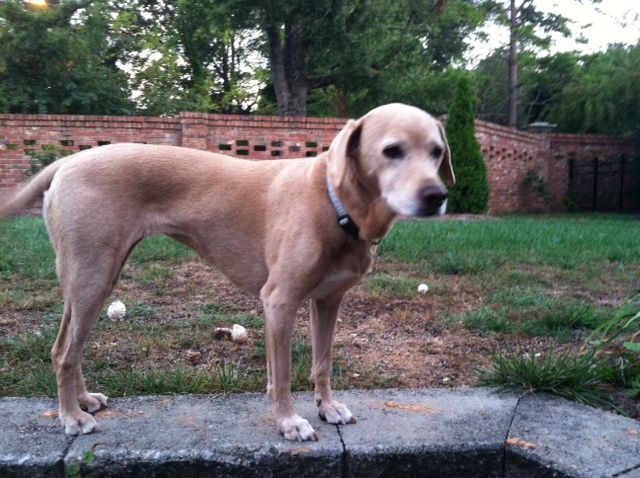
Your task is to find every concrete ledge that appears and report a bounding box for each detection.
[1,388,638,478]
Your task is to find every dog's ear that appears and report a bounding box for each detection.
[437,122,455,187]
[328,119,363,187]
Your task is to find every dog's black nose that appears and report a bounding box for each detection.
[418,185,448,216]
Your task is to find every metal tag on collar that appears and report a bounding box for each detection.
[338,214,360,239]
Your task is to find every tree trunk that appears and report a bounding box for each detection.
[264,4,309,117]
[508,0,518,128]
[265,20,292,115]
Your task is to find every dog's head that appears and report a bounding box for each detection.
[329,103,455,217]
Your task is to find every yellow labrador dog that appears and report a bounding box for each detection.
[0,103,454,441]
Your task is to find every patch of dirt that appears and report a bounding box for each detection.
[3,259,638,419]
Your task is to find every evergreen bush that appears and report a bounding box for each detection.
[446,75,491,214]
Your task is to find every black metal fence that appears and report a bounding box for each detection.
[568,155,640,212]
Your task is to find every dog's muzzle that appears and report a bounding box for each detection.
[417,185,448,217]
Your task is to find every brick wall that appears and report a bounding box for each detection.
[474,120,551,213]
[0,112,636,213]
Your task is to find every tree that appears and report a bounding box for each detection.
[116,0,264,115]
[446,75,490,213]
[0,0,133,114]
[339,0,495,118]
[502,0,571,128]
[519,51,580,127]
[547,44,640,136]
[475,49,580,128]
[252,0,492,117]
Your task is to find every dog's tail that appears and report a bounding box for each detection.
[0,159,67,219]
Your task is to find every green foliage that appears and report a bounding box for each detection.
[27,144,73,175]
[476,44,640,136]
[476,49,581,128]
[546,45,640,136]
[445,75,490,213]
[0,0,133,114]
[304,0,495,117]
[521,167,554,205]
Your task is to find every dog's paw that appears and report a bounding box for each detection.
[317,399,356,425]
[60,410,99,436]
[278,415,318,442]
[79,392,109,413]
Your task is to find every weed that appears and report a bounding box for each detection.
[478,351,614,409]
[587,295,640,396]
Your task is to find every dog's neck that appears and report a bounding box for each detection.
[325,161,397,242]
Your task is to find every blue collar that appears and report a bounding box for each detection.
[326,174,361,240]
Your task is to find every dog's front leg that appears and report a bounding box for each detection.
[262,290,318,442]
[310,294,356,425]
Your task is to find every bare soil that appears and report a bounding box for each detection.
[2,258,638,419]
[112,262,574,387]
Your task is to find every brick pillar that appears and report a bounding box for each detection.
[179,113,210,151]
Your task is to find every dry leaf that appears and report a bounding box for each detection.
[506,437,537,450]
[368,401,439,414]
[95,409,121,418]
[289,447,311,456]
[627,428,639,437]
[41,410,58,419]
[179,415,202,429]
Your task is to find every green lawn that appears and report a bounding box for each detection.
[382,214,640,272]
[1,214,639,409]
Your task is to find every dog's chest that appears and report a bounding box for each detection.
[312,243,376,297]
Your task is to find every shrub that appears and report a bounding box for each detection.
[446,75,490,213]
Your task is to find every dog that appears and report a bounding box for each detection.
[0,103,455,441]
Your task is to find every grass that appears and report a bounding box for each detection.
[478,351,614,410]
[382,215,640,272]
[366,273,427,297]
[1,214,639,410]
[453,296,607,342]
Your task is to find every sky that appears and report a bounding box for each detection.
[466,0,640,64]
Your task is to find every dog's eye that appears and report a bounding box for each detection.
[432,146,444,158]
[383,145,404,160]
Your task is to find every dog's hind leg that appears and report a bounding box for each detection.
[51,253,124,435]
[310,294,356,425]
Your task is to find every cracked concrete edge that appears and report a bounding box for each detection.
[1,389,639,478]
[504,394,640,478]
